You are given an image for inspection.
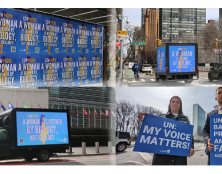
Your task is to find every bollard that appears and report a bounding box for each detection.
[108,142,112,153]
[82,142,86,154]
[69,145,72,154]
[95,142,99,153]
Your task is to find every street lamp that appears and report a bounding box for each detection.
[117,14,129,85]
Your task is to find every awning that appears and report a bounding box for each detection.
[16,8,122,27]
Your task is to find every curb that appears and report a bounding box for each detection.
[51,153,115,158]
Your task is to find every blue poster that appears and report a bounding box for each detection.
[133,114,194,157]
[169,46,195,73]
[16,111,69,146]
[210,114,222,165]
[0,8,103,87]
[157,46,165,73]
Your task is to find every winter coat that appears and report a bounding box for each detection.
[203,107,218,156]
[152,112,194,165]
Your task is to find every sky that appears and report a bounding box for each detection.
[122,8,219,27]
[116,87,219,124]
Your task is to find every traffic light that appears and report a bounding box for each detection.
[158,40,162,46]
[156,39,159,46]
[213,42,218,48]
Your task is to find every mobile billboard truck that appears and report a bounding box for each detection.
[156,43,198,83]
[0,108,71,162]
[133,114,194,158]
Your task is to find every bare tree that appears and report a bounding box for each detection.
[116,100,134,132]
[122,23,145,68]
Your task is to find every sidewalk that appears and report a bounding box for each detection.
[52,146,116,158]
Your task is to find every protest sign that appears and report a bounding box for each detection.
[133,114,193,156]
[210,114,222,165]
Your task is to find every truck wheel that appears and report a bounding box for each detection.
[161,76,166,83]
[37,149,50,162]
[208,74,213,82]
[116,143,127,152]
[184,80,193,84]
[155,74,159,81]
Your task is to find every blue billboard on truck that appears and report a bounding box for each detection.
[0,8,103,87]
[16,111,69,146]
[169,46,195,73]
[157,46,166,73]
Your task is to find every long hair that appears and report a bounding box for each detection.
[40,114,45,126]
[166,96,184,115]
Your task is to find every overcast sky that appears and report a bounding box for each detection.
[122,8,219,27]
[116,87,219,124]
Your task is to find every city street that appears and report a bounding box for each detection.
[121,67,222,87]
[116,142,208,165]
[0,155,116,165]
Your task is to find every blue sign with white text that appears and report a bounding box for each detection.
[210,114,222,165]
[169,46,195,73]
[16,111,69,146]
[157,46,166,73]
[133,114,193,156]
[0,8,103,87]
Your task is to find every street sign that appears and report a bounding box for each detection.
[117,35,127,40]
[117,31,127,40]
[117,31,127,35]
[133,42,146,45]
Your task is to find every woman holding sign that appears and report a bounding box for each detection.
[138,96,195,165]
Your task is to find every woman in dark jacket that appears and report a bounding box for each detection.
[138,96,195,165]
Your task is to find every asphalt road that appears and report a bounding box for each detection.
[0,155,116,165]
[116,142,208,165]
[122,68,222,87]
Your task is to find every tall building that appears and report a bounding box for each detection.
[44,87,115,129]
[144,8,159,64]
[159,8,206,43]
[193,104,206,141]
[141,8,147,31]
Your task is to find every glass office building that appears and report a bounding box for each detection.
[40,87,115,129]
[159,8,206,43]
[193,104,206,139]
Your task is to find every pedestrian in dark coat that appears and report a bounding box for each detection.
[138,96,195,165]
[203,87,222,165]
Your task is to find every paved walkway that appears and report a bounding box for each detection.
[53,146,116,157]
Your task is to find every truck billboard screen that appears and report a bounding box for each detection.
[157,47,166,73]
[16,111,69,146]
[169,46,195,73]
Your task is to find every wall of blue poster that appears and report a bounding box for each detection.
[0,8,103,87]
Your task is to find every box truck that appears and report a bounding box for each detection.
[0,108,71,162]
[155,43,199,83]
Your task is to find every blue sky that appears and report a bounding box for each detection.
[116,87,218,124]
[123,8,219,27]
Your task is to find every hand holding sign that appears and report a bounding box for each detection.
[138,113,146,122]
[189,148,195,158]
[208,139,214,152]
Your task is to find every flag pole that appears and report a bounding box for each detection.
[71,105,72,128]
[94,105,96,128]
[105,107,107,128]
[77,105,78,127]
[88,106,90,128]
[100,107,101,128]
[83,106,84,128]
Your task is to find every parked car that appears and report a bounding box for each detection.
[116,131,131,152]
[142,64,153,74]
[208,63,222,81]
